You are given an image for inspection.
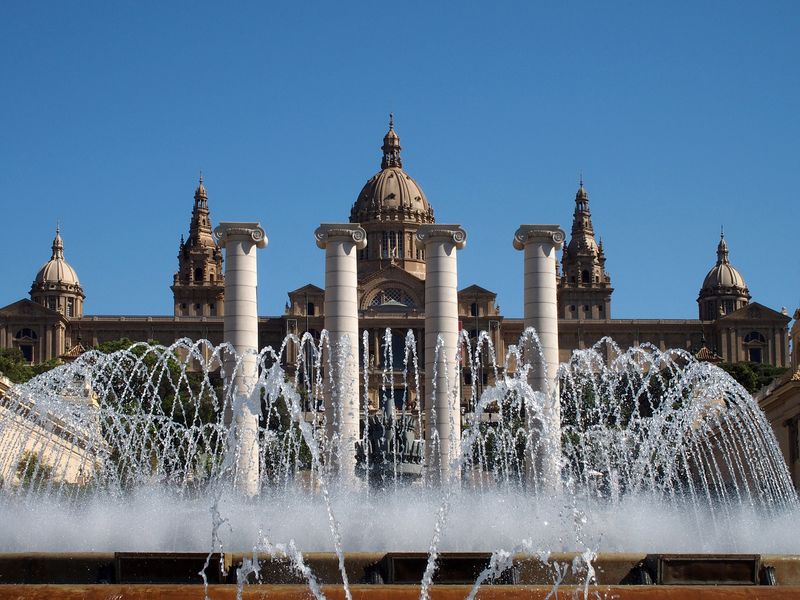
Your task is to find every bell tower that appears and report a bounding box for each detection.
[558,179,613,320]
[171,176,225,316]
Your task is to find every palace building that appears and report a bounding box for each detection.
[0,120,792,396]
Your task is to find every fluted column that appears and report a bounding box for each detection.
[315,223,367,484]
[513,225,565,490]
[215,222,268,497]
[417,224,467,483]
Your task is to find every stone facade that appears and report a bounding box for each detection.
[0,119,792,391]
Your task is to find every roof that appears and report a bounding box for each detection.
[695,345,722,363]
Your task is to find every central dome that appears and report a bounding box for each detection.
[349,116,434,224]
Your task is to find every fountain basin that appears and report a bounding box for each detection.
[0,584,799,599]
[0,552,798,585]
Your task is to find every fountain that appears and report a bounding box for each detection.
[0,223,797,598]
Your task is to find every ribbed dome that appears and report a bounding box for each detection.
[34,227,81,287]
[349,116,435,224]
[35,258,81,286]
[351,167,434,222]
[702,261,747,290]
[701,232,747,292]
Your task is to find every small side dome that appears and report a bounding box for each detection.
[697,229,750,320]
[34,226,81,287]
[701,231,748,292]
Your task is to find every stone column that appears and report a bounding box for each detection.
[513,225,565,490]
[315,224,367,484]
[417,225,467,483]
[214,222,268,497]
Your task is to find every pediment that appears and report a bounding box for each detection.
[287,284,324,299]
[0,298,63,320]
[359,266,425,310]
[718,301,789,323]
[459,284,497,299]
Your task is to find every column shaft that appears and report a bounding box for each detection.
[418,225,466,483]
[215,222,268,497]
[514,225,565,490]
[316,224,367,484]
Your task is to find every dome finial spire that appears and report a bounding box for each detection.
[389,112,394,130]
[51,223,64,260]
[716,226,730,265]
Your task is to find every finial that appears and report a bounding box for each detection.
[389,112,394,130]
[579,171,584,188]
[51,222,64,259]
[199,170,203,185]
[720,224,724,239]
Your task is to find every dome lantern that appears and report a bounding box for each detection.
[381,113,402,169]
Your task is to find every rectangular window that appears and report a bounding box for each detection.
[67,299,74,317]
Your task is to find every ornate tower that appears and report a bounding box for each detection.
[30,225,85,318]
[698,229,750,320]
[558,179,613,320]
[171,176,225,316]
[349,115,435,282]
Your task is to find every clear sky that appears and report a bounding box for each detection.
[1,2,798,320]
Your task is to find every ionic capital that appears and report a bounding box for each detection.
[214,222,268,249]
[416,224,467,250]
[314,223,367,250]
[513,225,565,251]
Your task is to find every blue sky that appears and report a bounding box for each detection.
[1,2,797,319]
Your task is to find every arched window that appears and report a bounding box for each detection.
[307,302,315,316]
[15,328,38,340]
[369,288,416,308]
[470,302,479,317]
[194,267,204,282]
[581,270,590,284]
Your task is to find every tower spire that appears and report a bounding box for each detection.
[381,114,402,169]
[194,172,207,204]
